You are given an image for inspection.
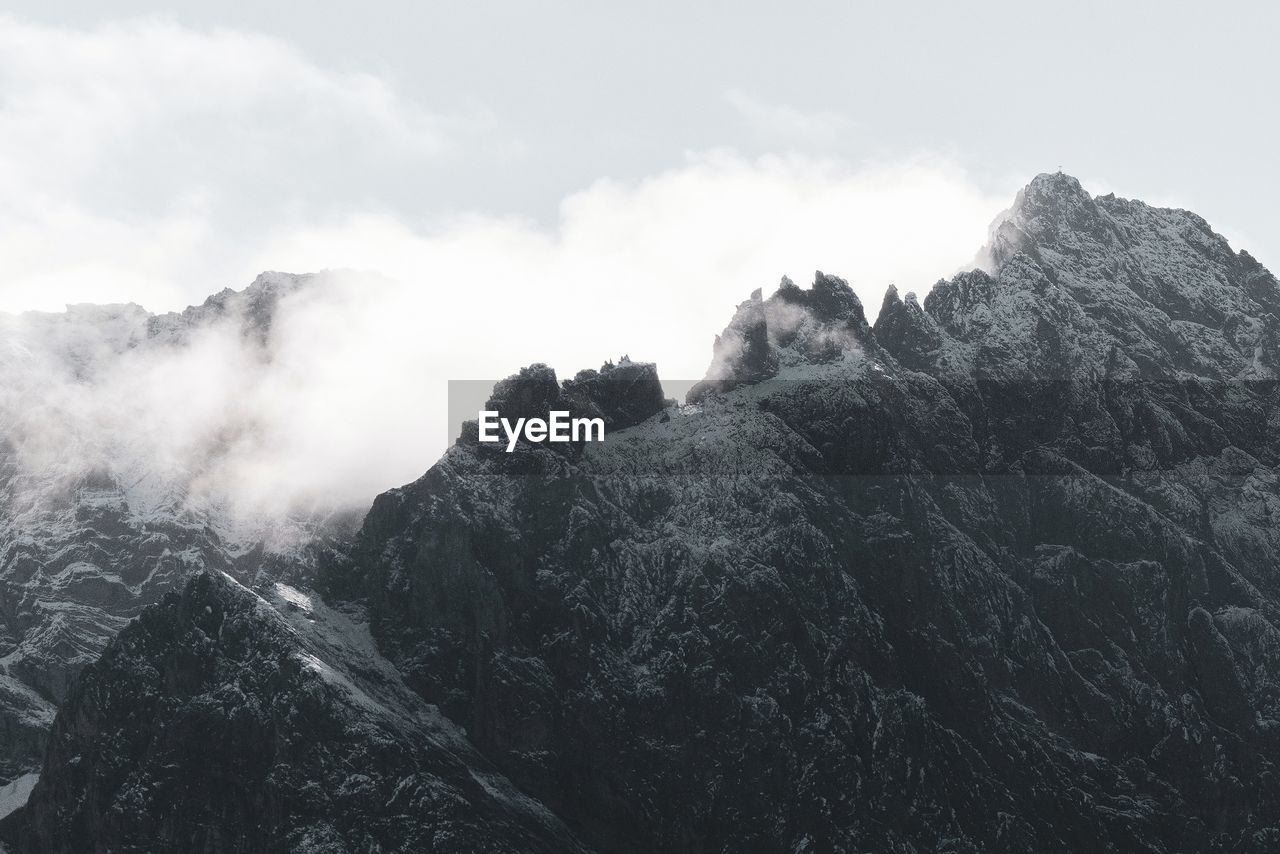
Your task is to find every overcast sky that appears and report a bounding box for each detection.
[1,1,1277,379]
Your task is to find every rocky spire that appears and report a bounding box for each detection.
[872,284,940,372]
[687,287,777,402]
[688,271,872,402]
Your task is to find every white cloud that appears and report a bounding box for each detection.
[0,151,1006,528]
[0,17,1011,525]
[253,149,1007,385]
[0,15,469,312]
[218,151,1007,507]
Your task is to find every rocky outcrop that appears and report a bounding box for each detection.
[689,271,871,402]
[875,284,941,372]
[687,287,777,402]
[1,571,588,853]
[562,358,670,431]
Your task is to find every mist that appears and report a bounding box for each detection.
[0,14,1036,536]
[0,154,1006,538]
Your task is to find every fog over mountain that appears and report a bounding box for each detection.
[4,174,1280,852]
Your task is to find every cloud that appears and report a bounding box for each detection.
[217,151,1004,513]
[0,15,475,313]
[252,149,1007,387]
[0,151,1007,533]
[0,17,1011,530]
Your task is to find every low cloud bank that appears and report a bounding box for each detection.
[0,17,1010,529]
[0,154,1006,534]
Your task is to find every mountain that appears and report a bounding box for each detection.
[8,173,1280,852]
[5,571,588,853]
[0,273,351,794]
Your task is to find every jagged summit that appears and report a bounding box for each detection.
[689,270,871,402]
[873,284,939,373]
[973,171,1096,271]
[688,173,1280,410]
[945,172,1279,382]
[974,172,1264,322]
[1015,170,1094,212]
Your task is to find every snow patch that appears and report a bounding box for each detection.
[273,582,313,614]
[0,772,38,819]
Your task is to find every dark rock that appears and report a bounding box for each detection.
[562,357,670,430]
[1,572,589,853]
[688,287,777,402]
[336,174,1280,852]
[689,272,873,402]
[873,285,941,371]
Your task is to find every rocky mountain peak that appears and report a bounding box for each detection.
[976,171,1110,274]
[873,283,940,372]
[562,357,671,430]
[930,172,1280,385]
[314,171,1280,850]
[689,270,871,402]
[1013,170,1094,216]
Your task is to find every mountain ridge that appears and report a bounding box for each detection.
[7,173,1280,852]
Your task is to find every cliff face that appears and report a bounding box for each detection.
[7,571,589,853]
[10,174,1280,853]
